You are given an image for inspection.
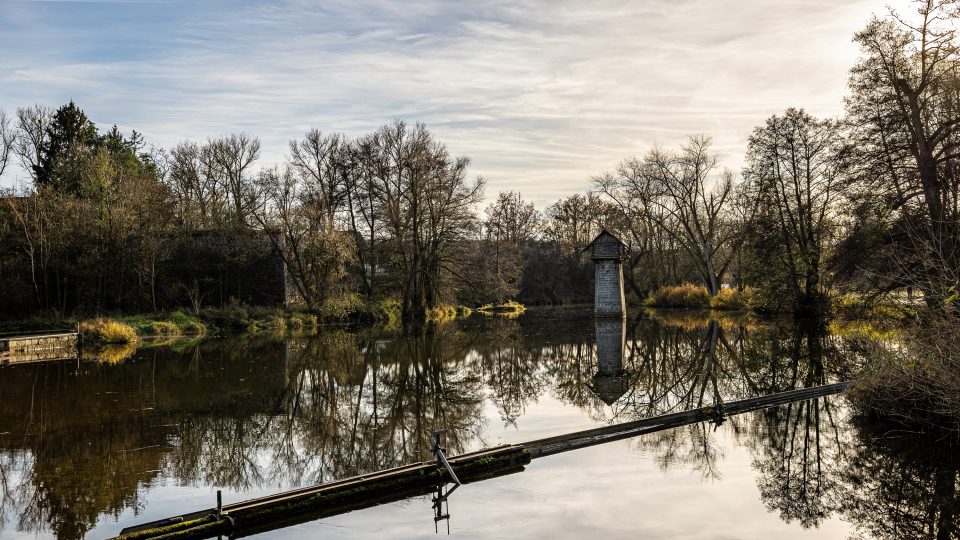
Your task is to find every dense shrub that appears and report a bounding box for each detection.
[372,299,402,326]
[710,287,753,310]
[199,299,254,331]
[645,284,711,309]
[145,321,181,336]
[286,312,318,329]
[746,285,788,313]
[320,293,365,320]
[169,311,207,334]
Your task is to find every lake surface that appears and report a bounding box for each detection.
[0,309,956,539]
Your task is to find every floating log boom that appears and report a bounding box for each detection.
[525,382,850,458]
[116,445,530,539]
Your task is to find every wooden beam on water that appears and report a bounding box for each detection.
[114,445,531,539]
[524,381,851,458]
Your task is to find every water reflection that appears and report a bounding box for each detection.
[840,420,960,540]
[0,310,953,539]
[749,393,845,528]
[592,318,629,405]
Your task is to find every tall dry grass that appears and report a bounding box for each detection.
[645,283,711,309]
[79,318,139,344]
[709,287,753,310]
[645,284,753,310]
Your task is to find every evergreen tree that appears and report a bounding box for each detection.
[35,101,99,194]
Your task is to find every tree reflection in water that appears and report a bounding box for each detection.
[0,310,954,539]
[839,420,959,540]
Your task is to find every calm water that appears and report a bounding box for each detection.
[0,309,956,539]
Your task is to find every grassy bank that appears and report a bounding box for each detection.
[119,311,208,337]
[20,297,482,345]
[77,312,209,345]
[642,285,921,327]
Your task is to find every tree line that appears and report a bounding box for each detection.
[1,0,957,320]
[0,98,604,320]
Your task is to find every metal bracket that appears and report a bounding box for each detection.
[431,429,461,486]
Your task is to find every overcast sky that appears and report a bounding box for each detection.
[0,0,910,206]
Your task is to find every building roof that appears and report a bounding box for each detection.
[580,229,627,255]
[581,228,626,254]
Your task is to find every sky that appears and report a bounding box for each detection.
[0,0,912,207]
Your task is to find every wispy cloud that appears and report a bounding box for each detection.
[0,0,911,205]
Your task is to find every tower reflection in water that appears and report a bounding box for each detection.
[591,317,629,405]
[424,317,630,534]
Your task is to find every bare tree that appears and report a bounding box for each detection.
[602,136,740,296]
[167,140,229,228]
[371,121,484,320]
[0,110,14,179]
[289,129,350,225]
[12,105,52,183]
[251,166,352,312]
[543,192,611,254]
[593,171,669,298]
[485,191,542,245]
[475,191,542,304]
[209,134,261,225]
[345,133,386,299]
[744,108,845,314]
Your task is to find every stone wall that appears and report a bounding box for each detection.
[1,333,78,364]
[594,259,625,316]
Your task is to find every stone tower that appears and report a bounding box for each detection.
[584,229,626,318]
